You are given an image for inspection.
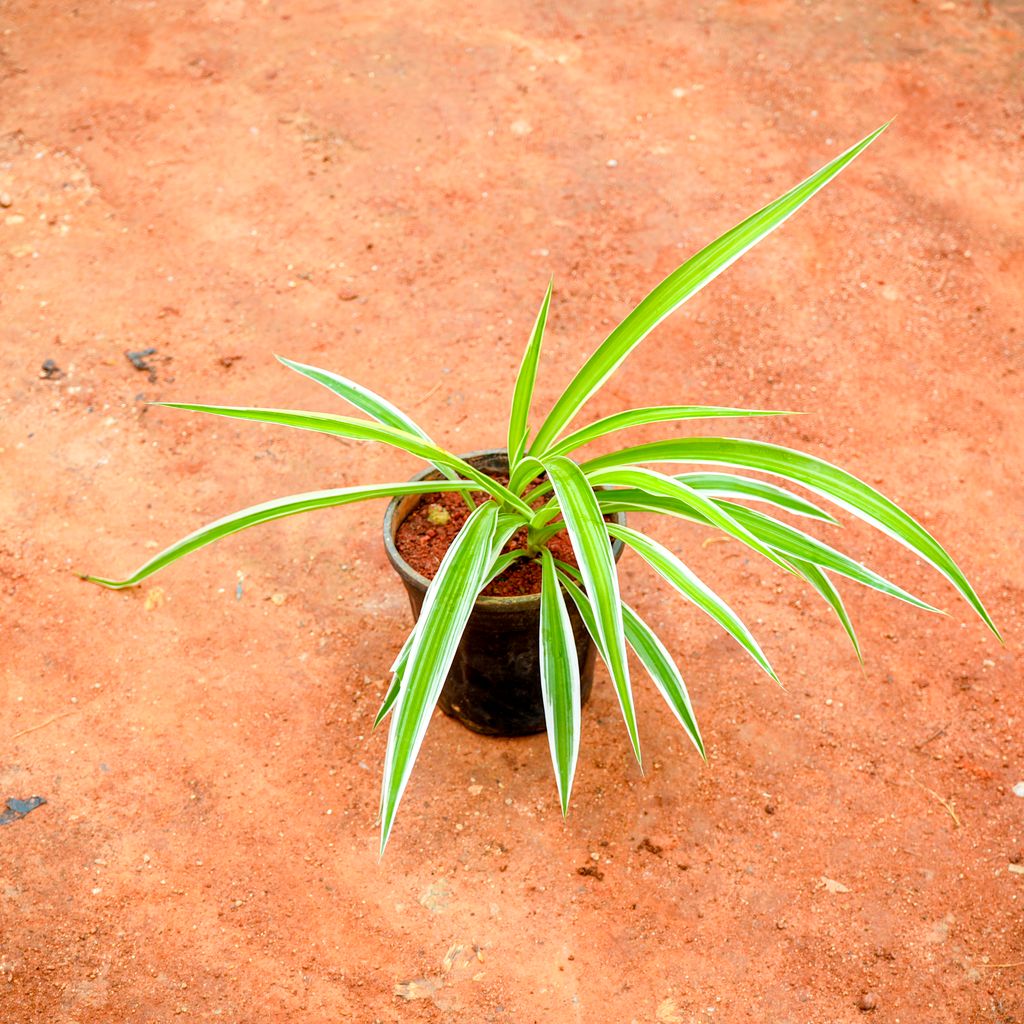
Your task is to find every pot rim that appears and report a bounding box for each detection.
[382,447,625,609]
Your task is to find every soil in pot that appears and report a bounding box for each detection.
[394,474,581,598]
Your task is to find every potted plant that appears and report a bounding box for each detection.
[84,122,999,853]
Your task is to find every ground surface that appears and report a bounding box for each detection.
[1,1,1022,1021]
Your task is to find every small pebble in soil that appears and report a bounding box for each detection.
[125,348,159,382]
[1012,782,1024,797]
[0,192,11,208]
[858,992,878,1012]
[40,358,62,379]
[0,796,46,826]
[425,503,450,526]
[764,803,776,814]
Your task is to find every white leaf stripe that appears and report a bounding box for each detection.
[156,402,534,516]
[545,405,795,459]
[608,522,777,682]
[539,548,582,815]
[373,673,402,730]
[529,123,889,455]
[677,472,836,522]
[587,465,795,573]
[583,436,996,636]
[721,502,937,611]
[276,355,433,439]
[787,557,862,662]
[542,456,641,765]
[379,502,499,853]
[277,355,462,482]
[84,480,478,589]
[556,566,704,759]
[595,489,937,611]
[619,602,704,759]
[507,279,552,470]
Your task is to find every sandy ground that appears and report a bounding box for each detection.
[1,1,1022,1021]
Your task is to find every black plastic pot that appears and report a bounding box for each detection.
[383,449,625,737]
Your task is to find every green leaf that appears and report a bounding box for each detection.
[720,502,938,612]
[377,515,523,731]
[587,465,795,573]
[539,548,582,815]
[508,453,546,498]
[494,512,529,545]
[156,403,533,516]
[276,355,433,439]
[277,354,464,485]
[379,501,499,854]
[390,627,416,674]
[553,561,600,637]
[542,456,640,765]
[508,279,553,470]
[787,558,862,662]
[544,405,796,459]
[374,672,403,730]
[82,480,477,589]
[482,550,529,590]
[529,123,890,455]
[607,522,777,682]
[594,489,938,611]
[678,472,837,522]
[375,628,418,730]
[480,515,528,588]
[557,567,704,760]
[583,436,998,637]
[620,603,704,759]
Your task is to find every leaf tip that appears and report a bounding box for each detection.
[985,618,1005,646]
[81,573,128,589]
[378,817,395,859]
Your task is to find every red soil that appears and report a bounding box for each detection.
[395,483,580,597]
[1,2,1022,1022]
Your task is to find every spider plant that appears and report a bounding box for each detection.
[84,122,999,854]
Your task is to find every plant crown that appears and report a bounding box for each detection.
[86,123,999,853]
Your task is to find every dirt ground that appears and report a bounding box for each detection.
[1,1,1022,1021]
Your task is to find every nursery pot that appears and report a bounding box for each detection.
[383,449,626,737]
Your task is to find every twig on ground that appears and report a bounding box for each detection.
[11,709,78,740]
[912,777,962,828]
[413,380,444,407]
[914,722,949,750]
